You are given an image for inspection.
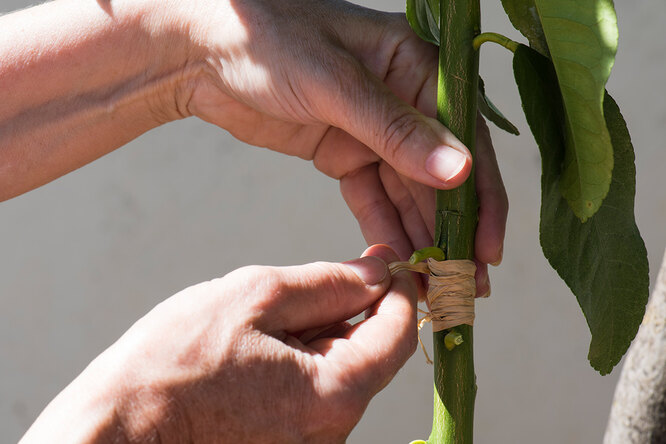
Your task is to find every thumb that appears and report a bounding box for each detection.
[317,56,472,189]
[251,250,401,334]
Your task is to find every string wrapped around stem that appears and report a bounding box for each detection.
[389,258,478,362]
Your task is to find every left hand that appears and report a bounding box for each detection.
[185,0,507,295]
[0,0,507,297]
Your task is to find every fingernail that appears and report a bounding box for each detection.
[343,256,388,286]
[425,146,469,183]
[491,246,503,267]
[477,273,491,298]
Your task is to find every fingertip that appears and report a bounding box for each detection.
[361,245,421,302]
[475,262,490,298]
[362,245,420,307]
[424,145,472,189]
[361,244,400,264]
[490,245,503,267]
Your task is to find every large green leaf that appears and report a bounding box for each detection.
[533,0,618,222]
[513,44,649,375]
[478,77,519,135]
[501,0,549,55]
[406,0,439,45]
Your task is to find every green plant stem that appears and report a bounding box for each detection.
[472,32,518,52]
[429,0,480,443]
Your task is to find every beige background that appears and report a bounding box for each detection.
[1,1,664,442]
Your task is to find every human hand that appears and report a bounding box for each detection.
[181,0,506,295]
[0,0,506,297]
[21,245,417,443]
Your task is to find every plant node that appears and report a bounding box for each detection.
[444,330,464,351]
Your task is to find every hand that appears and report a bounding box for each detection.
[184,0,507,294]
[21,245,417,443]
[1,0,506,296]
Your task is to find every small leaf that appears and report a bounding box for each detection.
[534,0,618,221]
[406,0,439,46]
[513,45,649,375]
[501,0,549,55]
[478,77,520,135]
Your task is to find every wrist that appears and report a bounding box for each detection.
[20,349,130,443]
[87,343,193,443]
[20,343,193,444]
[119,0,212,124]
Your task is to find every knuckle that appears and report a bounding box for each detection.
[381,111,421,164]
[225,264,283,306]
[309,262,349,304]
[396,191,419,217]
[355,194,392,228]
[226,264,268,286]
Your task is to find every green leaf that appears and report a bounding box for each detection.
[533,0,618,221]
[501,0,549,55]
[513,45,649,375]
[478,77,520,135]
[406,0,439,46]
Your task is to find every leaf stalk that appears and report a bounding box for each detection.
[472,32,518,53]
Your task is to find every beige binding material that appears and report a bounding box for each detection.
[389,258,477,364]
[389,258,477,332]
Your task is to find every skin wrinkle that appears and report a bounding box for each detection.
[0,62,205,199]
[1,67,188,130]
[382,111,424,167]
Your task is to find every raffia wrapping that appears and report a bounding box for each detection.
[389,258,477,331]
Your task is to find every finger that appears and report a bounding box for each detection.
[242,255,392,334]
[314,246,418,395]
[312,126,380,179]
[396,174,436,237]
[310,50,472,190]
[364,242,425,308]
[475,260,490,298]
[376,163,431,300]
[340,163,413,260]
[474,117,508,266]
[297,321,354,344]
[378,161,432,251]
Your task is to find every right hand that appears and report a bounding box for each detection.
[22,245,418,443]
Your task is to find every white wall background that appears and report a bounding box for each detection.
[1,1,664,442]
